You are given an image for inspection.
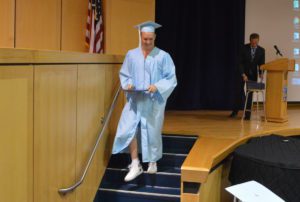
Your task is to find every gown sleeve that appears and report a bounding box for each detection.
[154,53,177,102]
[119,52,133,89]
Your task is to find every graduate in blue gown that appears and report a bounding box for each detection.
[112,21,177,182]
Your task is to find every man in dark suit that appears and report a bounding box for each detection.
[230,33,265,120]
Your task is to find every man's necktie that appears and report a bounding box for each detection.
[251,47,256,61]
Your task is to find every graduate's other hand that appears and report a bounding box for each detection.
[148,85,157,93]
[127,84,134,90]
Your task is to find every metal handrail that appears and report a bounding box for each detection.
[58,85,121,195]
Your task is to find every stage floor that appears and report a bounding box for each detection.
[163,108,300,139]
[163,107,300,173]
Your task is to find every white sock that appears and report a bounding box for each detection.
[131,158,140,167]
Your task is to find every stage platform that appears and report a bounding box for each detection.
[162,107,300,201]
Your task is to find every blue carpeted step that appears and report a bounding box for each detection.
[162,134,197,154]
[158,153,187,168]
[101,168,180,188]
[108,153,186,173]
[94,134,197,202]
[95,183,180,202]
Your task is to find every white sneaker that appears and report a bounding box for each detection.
[147,162,157,174]
[124,164,143,182]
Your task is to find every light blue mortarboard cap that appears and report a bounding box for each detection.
[135,21,162,33]
[135,21,161,47]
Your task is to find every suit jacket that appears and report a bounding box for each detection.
[238,43,265,80]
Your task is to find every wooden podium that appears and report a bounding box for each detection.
[261,58,295,122]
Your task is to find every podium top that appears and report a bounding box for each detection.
[260,58,295,71]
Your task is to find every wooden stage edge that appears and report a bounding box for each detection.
[162,108,300,183]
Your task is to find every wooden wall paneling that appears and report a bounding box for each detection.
[75,64,123,201]
[34,65,77,202]
[0,66,33,202]
[61,0,88,52]
[105,64,125,153]
[75,64,106,202]
[181,165,222,202]
[16,0,62,50]
[104,0,155,55]
[199,166,222,202]
[0,48,124,64]
[0,0,15,47]
[220,160,234,202]
[104,64,120,110]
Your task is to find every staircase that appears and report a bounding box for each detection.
[94,134,197,202]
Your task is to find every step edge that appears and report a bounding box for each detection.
[106,166,181,174]
[163,152,188,157]
[101,183,181,191]
[106,168,181,176]
[98,188,180,198]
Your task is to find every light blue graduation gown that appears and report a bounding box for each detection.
[112,47,177,162]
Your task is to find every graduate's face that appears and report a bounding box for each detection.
[141,32,156,51]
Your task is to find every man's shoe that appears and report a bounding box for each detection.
[229,112,237,118]
[244,112,251,120]
[124,164,143,182]
[244,116,251,120]
[147,162,157,174]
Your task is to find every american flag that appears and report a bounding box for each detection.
[85,0,104,53]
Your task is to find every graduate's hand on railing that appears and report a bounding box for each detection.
[127,84,134,90]
[148,85,157,93]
